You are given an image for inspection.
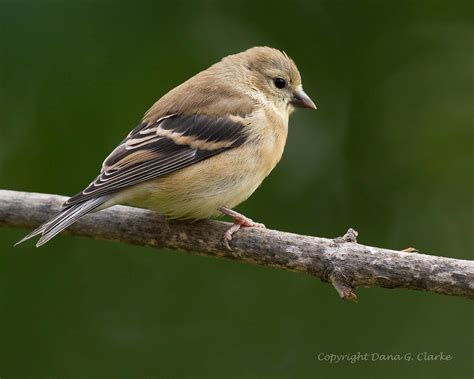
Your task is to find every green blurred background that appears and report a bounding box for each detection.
[0,0,473,378]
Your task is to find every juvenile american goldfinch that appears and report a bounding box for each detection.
[17,46,316,248]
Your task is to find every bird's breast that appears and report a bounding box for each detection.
[119,113,288,220]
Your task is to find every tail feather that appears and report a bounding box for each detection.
[16,196,110,247]
[14,225,48,246]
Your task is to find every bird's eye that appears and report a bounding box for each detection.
[273,77,286,89]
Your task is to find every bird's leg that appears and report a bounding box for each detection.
[163,216,171,233]
[218,207,265,250]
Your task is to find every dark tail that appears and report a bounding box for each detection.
[15,196,110,247]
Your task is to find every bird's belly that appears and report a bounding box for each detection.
[116,141,284,220]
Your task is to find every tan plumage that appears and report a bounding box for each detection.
[17,46,316,247]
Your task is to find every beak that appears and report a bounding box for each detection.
[291,89,317,110]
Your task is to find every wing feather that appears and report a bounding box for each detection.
[64,113,248,206]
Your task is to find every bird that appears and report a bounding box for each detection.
[16,46,316,248]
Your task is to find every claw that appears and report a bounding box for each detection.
[219,207,266,250]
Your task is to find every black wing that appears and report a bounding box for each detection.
[64,113,248,206]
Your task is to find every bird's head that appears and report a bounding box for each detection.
[222,46,316,114]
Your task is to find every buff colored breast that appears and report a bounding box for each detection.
[113,117,288,220]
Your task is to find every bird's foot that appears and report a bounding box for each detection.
[218,207,265,250]
[163,216,171,233]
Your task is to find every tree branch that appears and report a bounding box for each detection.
[0,189,472,300]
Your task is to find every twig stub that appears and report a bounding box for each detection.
[328,267,358,301]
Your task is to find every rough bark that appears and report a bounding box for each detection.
[0,189,472,300]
